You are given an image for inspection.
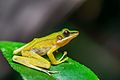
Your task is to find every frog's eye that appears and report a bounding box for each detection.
[57,35,63,40]
[63,30,70,37]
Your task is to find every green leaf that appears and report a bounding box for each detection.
[0,41,99,80]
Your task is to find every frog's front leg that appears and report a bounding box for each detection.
[58,51,68,61]
[47,47,68,65]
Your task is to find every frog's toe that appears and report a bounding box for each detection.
[48,70,59,74]
[58,51,68,61]
[59,57,68,63]
[52,57,68,65]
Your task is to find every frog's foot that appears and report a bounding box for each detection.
[29,65,59,75]
[58,51,68,61]
[52,57,68,65]
[52,51,68,65]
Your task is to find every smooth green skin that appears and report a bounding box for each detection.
[0,41,99,80]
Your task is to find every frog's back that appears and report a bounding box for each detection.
[30,39,56,56]
[16,31,60,55]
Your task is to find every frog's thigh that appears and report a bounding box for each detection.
[21,51,50,65]
[13,55,50,69]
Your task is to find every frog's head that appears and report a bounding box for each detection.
[56,28,79,47]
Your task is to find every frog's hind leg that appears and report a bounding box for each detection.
[13,50,58,75]
[12,55,58,75]
[21,51,51,68]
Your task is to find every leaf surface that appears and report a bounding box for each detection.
[0,41,99,80]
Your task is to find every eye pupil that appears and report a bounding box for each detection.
[57,35,63,40]
[63,30,70,37]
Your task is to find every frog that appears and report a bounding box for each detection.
[12,28,79,75]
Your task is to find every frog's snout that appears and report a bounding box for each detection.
[71,31,79,37]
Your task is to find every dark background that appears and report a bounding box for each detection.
[0,0,120,80]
